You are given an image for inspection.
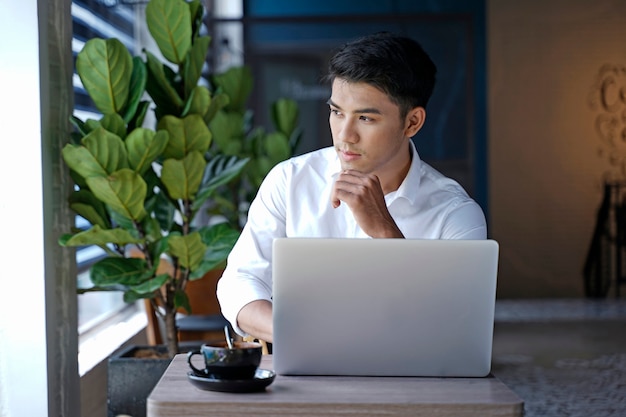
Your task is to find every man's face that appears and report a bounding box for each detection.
[328,79,414,182]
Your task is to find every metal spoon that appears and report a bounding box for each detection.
[224,325,234,349]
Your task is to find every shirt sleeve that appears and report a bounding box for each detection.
[216,163,288,336]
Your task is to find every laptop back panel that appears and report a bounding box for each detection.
[272,238,499,377]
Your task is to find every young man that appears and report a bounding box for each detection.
[216,32,486,343]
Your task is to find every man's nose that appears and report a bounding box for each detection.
[338,119,359,144]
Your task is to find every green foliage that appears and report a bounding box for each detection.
[145,0,192,65]
[76,38,133,114]
[61,0,301,356]
[60,0,255,356]
[208,91,303,227]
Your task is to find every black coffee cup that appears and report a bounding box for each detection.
[187,341,263,380]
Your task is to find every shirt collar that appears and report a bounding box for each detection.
[389,140,422,205]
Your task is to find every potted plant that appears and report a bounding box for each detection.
[206,66,302,229]
[60,0,298,415]
[61,0,246,358]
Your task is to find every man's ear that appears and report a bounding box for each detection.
[404,107,426,138]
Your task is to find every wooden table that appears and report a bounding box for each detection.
[147,355,523,417]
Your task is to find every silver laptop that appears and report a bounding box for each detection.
[272,238,499,377]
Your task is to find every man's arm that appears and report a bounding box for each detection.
[217,163,290,342]
[236,299,274,343]
[440,202,487,239]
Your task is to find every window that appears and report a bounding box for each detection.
[71,0,141,340]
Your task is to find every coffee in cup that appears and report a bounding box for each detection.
[187,341,263,380]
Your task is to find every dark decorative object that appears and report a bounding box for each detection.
[588,64,626,178]
[585,65,626,298]
[584,181,626,297]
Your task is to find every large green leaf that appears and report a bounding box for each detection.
[188,0,204,39]
[62,145,107,180]
[86,168,147,221]
[246,156,274,189]
[208,110,244,155]
[70,115,88,137]
[62,127,128,179]
[188,252,227,280]
[144,50,184,115]
[129,100,150,131]
[203,92,230,124]
[82,127,129,173]
[76,38,132,114]
[99,113,127,139]
[146,0,191,65]
[91,257,152,287]
[127,273,170,296]
[161,151,206,200]
[211,66,253,113]
[182,86,211,118]
[141,159,161,200]
[192,155,249,211]
[264,131,291,163]
[60,225,141,247]
[121,56,148,124]
[189,249,229,280]
[148,236,170,263]
[183,35,210,97]
[159,114,212,159]
[189,223,240,279]
[288,126,304,154]
[68,189,111,229]
[150,189,177,232]
[174,289,192,314]
[125,128,169,175]
[198,222,240,247]
[108,206,136,231]
[168,231,206,270]
[272,98,300,137]
[84,118,102,134]
[139,216,161,244]
[69,169,89,190]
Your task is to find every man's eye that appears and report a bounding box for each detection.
[330,109,341,116]
[360,115,372,122]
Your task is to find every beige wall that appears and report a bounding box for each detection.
[488,0,626,297]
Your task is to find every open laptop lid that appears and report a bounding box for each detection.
[272,238,499,377]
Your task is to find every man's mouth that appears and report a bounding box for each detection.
[339,149,361,162]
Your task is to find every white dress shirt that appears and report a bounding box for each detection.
[217,141,487,335]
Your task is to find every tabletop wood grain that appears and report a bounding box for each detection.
[147,355,523,417]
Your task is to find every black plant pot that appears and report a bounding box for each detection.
[107,341,211,417]
[107,344,172,417]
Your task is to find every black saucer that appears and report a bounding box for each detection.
[187,369,276,393]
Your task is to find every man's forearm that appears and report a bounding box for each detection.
[236,299,274,343]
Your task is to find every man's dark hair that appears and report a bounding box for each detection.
[325,32,437,118]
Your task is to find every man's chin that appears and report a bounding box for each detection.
[339,162,369,173]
